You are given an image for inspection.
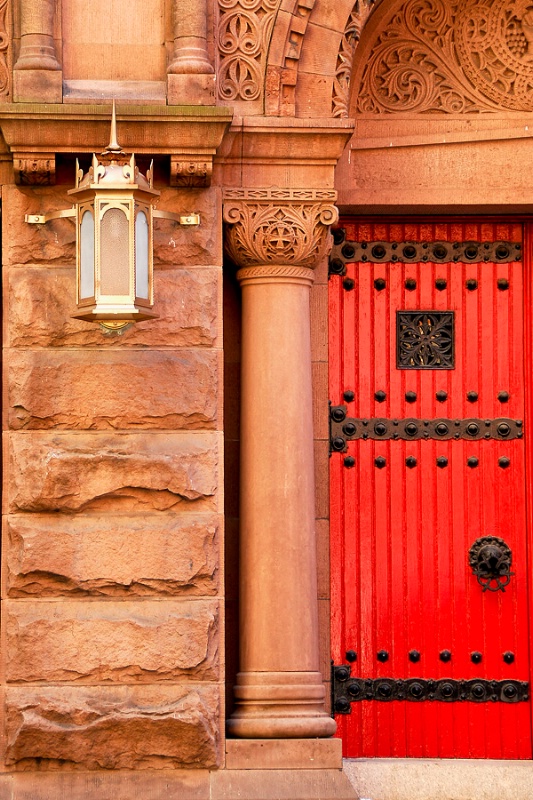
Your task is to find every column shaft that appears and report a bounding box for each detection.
[168,0,213,74]
[227,266,335,738]
[15,0,60,71]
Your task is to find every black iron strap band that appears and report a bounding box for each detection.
[332,669,529,713]
[329,235,522,275]
[330,408,523,450]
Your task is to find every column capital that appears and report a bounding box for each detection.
[223,189,338,271]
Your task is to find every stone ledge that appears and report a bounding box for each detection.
[0,103,232,185]
[0,767,358,800]
[343,758,533,800]
[225,738,342,770]
[210,768,356,800]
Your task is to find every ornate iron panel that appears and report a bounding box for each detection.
[329,219,531,760]
[397,310,455,369]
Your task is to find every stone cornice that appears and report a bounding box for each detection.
[217,116,354,168]
[0,103,233,185]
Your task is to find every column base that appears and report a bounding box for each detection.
[227,672,337,739]
[13,69,62,103]
[167,73,215,105]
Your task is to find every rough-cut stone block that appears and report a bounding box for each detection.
[154,188,222,267]
[6,267,218,348]
[7,350,219,430]
[6,599,219,683]
[6,513,219,597]
[7,432,219,513]
[6,685,220,769]
[3,185,221,269]
[3,186,76,267]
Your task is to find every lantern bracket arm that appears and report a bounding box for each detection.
[25,208,76,224]
[153,209,201,226]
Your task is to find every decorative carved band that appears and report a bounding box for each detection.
[355,0,533,113]
[218,0,279,102]
[224,189,337,201]
[223,199,339,269]
[237,265,315,285]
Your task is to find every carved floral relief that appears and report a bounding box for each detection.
[333,0,382,117]
[0,0,9,98]
[355,0,533,113]
[218,0,280,102]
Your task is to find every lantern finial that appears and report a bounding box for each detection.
[102,100,123,156]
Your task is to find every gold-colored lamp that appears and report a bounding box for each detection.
[68,103,160,329]
[24,103,201,332]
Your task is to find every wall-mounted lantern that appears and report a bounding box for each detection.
[25,103,200,332]
[68,114,159,330]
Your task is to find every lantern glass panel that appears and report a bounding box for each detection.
[80,210,95,299]
[135,210,149,300]
[100,207,130,296]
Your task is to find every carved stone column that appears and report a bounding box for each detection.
[223,190,338,738]
[167,0,214,104]
[14,0,62,103]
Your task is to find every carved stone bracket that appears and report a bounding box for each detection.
[170,156,213,187]
[13,153,55,185]
[223,190,338,269]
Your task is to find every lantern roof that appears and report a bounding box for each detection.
[69,101,159,197]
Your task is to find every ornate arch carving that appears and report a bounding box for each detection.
[352,0,533,114]
[332,0,383,117]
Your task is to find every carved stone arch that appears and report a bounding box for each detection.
[265,0,367,117]
[349,0,533,116]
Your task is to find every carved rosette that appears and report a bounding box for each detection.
[355,0,533,113]
[223,190,338,271]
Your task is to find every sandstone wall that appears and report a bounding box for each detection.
[2,182,225,772]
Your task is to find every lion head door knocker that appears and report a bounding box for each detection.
[468,536,514,592]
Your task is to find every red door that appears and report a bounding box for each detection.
[329,219,532,758]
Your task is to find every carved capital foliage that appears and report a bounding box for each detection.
[13,154,55,185]
[355,0,533,114]
[170,156,212,187]
[223,190,338,269]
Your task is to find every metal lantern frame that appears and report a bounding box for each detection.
[24,103,201,331]
[69,150,160,328]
